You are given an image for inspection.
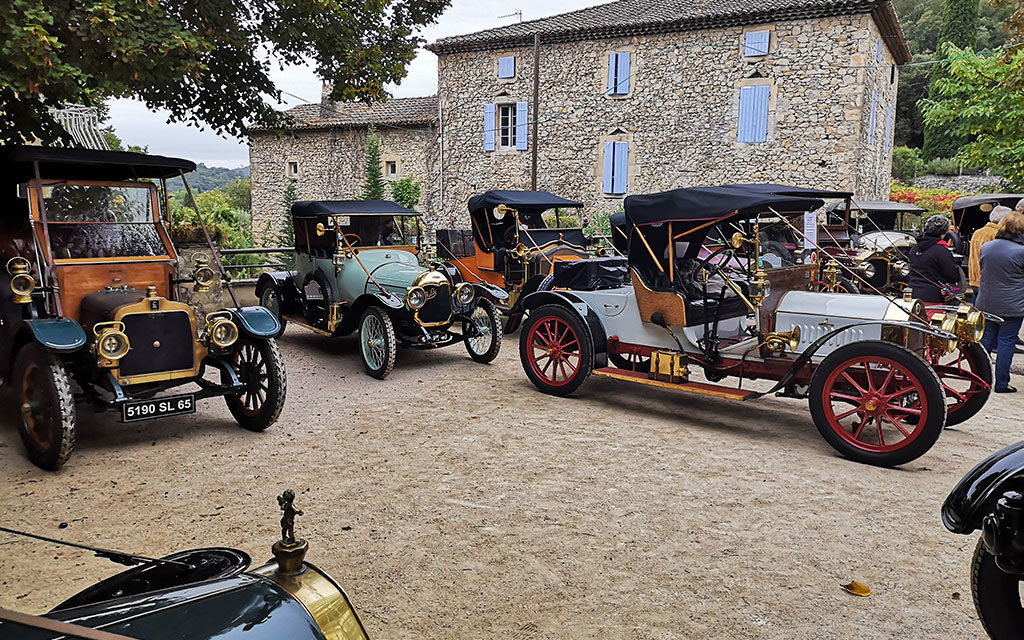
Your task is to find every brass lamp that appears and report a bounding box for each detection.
[7,257,35,304]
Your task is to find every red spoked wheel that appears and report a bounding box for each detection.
[924,342,992,427]
[519,304,593,396]
[809,341,946,467]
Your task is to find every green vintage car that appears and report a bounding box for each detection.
[256,200,507,379]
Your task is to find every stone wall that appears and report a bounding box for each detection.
[436,13,898,229]
[249,125,438,243]
[913,173,1006,192]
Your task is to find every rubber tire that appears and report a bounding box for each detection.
[808,340,946,467]
[761,240,795,266]
[972,537,1024,640]
[944,342,993,427]
[518,304,594,397]
[259,286,287,338]
[537,273,555,291]
[464,298,502,364]
[358,306,396,380]
[13,344,76,470]
[833,276,860,294]
[225,338,286,431]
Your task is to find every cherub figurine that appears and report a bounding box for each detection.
[277,489,303,545]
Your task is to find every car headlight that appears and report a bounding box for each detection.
[455,282,474,306]
[95,324,131,361]
[206,313,239,348]
[7,256,35,304]
[859,262,876,279]
[406,286,426,310]
[955,305,985,343]
[894,261,911,277]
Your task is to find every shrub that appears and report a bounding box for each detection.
[924,157,963,176]
[890,181,967,220]
[891,146,925,183]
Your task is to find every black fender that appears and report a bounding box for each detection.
[224,306,281,339]
[335,291,404,335]
[942,440,1024,534]
[471,281,509,304]
[18,318,87,354]
[518,290,608,361]
[255,271,300,314]
[501,274,552,333]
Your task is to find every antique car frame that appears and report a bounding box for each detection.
[439,190,599,332]
[516,184,992,467]
[0,147,285,470]
[256,200,506,379]
[829,199,925,295]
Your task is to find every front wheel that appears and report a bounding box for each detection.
[972,537,1024,639]
[808,341,946,467]
[225,338,287,431]
[13,344,76,470]
[519,304,593,396]
[464,298,502,363]
[259,285,287,337]
[359,307,396,379]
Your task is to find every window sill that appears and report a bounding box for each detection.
[605,92,632,100]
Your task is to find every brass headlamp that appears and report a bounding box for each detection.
[954,304,984,343]
[454,282,475,306]
[205,311,239,349]
[928,311,959,354]
[93,321,131,364]
[7,256,35,304]
[192,257,215,293]
[405,286,427,310]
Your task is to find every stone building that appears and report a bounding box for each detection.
[427,0,911,227]
[248,95,438,238]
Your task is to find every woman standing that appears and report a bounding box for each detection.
[908,215,961,303]
[976,212,1024,393]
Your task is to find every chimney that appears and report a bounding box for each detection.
[320,82,334,119]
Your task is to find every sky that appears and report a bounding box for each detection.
[107,0,602,168]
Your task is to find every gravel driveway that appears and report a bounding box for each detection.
[2,327,1021,638]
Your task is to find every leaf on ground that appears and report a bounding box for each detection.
[841,581,871,597]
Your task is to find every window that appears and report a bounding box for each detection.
[602,141,629,195]
[868,90,878,146]
[876,38,883,63]
[744,30,770,57]
[483,102,528,151]
[606,52,631,96]
[737,85,770,143]
[385,161,397,179]
[498,56,515,79]
[885,106,894,152]
[499,104,517,148]
[287,161,299,176]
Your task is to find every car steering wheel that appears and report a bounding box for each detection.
[341,233,361,247]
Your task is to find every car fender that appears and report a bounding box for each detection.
[255,271,300,313]
[225,306,281,338]
[471,281,509,304]
[942,440,1024,534]
[18,318,87,354]
[335,291,405,335]
[520,290,608,355]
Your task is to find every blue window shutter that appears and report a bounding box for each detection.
[515,101,529,150]
[744,30,770,57]
[876,39,883,63]
[612,142,629,194]
[602,142,615,194]
[868,90,877,145]
[607,54,616,95]
[498,56,515,78]
[483,103,496,151]
[617,52,631,94]
[885,106,894,152]
[737,85,769,143]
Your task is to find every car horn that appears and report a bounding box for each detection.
[765,325,801,352]
[7,257,35,304]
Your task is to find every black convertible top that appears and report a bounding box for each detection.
[827,199,923,213]
[291,200,419,218]
[468,190,582,214]
[624,184,832,227]
[951,194,1024,211]
[0,145,196,182]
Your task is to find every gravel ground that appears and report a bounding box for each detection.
[2,326,1023,639]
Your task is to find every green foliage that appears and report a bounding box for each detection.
[923,0,982,161]
[892,146,926,182]
[921,45,1024,189]
[389,176,421,210]
[924,157,964,175]
[222,178,251,212]
[0,0,449,145]
[273,179,298,268]
[166,165,250,194]
[891,182,966,216]
[358,125,385,201]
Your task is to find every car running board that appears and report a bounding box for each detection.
[592,367,757,401]
[282,314,333,337]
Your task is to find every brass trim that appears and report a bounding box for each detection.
[93,321,131,364]
[253,563,369,640]
[112,297,205,386]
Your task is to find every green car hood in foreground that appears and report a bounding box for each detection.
[4,574,326,640]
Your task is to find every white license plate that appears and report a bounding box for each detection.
[121,394,195,422]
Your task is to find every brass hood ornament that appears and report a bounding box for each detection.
[273,489,308,576]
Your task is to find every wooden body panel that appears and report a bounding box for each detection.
[630,268,686,327]
[55,261,174,321]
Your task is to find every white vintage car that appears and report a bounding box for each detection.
[516,184,993,467]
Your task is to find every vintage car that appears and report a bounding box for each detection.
[0,491,369,639]
[0,147,285,470]
[256,200,505,379]
[943,441,1024,639]
[438,190,599,332]
[830,199,926,295]
[516,184,993,467]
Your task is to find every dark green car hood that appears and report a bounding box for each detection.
[4,574,326,640]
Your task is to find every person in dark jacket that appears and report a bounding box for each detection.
[908,215,961,303]
[976,211,1024,393]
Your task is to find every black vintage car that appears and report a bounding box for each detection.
[0,147,285,470]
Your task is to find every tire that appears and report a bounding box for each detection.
[972,537,1024,640]
[225,338,286,431]
[833,276,860,294]
[537,273,555,291]
[258,285,287,337]
[519,304,593,396]
[358,306,396,379]
[608,350,651,373]
[13,344,76,470]
[808,340,946,467]
[925,342,992,427]
[464,298,502,363]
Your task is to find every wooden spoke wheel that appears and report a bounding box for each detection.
[925,342,992,427]
[809,341,945,467]
[519,304,593,396]
[225,338,286,431]
[13,344,76,470]
[463,298,502,363]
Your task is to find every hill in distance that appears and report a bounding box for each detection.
[167,164,250,193]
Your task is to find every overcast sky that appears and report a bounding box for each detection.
[107,0,601,168]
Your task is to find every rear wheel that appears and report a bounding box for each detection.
[972,537,1024,640]
[259,286,287,337]
[13,344,76,470]
[519,304,593,396]
[608,349,651,373]
[225,338,286,431]
[925,342,992,426]
[808,341,945,467]
[464,298,502,363]
[359,307,396,379]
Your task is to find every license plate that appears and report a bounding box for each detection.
[121,393,195,422]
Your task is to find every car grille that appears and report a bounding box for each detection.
[418,283,452,325]
[119,310,195,377]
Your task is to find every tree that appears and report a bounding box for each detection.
[0,0,449,145]
[358,125,385,201]
[390,176,422,210]
[922,0,981,161]
[222,178,251,212]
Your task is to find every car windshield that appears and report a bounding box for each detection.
[42,184,167,259]
[334,214,418,247]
